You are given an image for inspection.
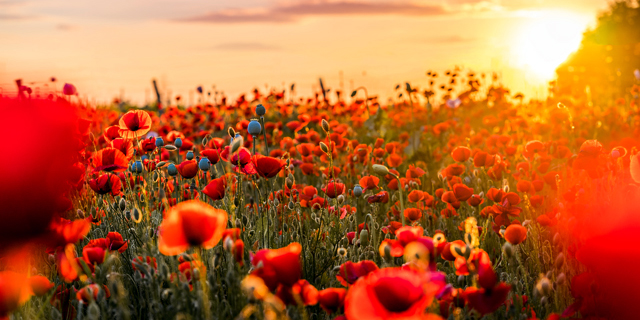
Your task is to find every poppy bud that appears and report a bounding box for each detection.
[285,177,294,189]
[372,164,390,176]
[353,184,363,197]
[359,230,369,247]
[167,164,177,176]
[556,273,566,285]
[337,194,345,205]
[536,276,552,296]
[228,127,236,138]
[199,158,210,171]
[321,119,330,133]
[553,233,561,246]
[337,248,347,257]
[247,120,261,136]
[319,142,329,154]
[186,151,194,160]
[288,201,294,210]
[502,242,514,258]
[174,138,183,149]
[231,136,244,154]
[119,198,127,211]
[255,104,266,116]
[156,137,164,147]
[554,253,564,269]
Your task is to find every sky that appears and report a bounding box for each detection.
[0,0,610,104]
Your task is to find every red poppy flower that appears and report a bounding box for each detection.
[336,260,379,286]
[0,271,31,319]
[106,232,128,252]
[251,242,302,291]
[28,276,54,296]
[118,110,152,139]
[88,173,122,196]
[177,160,199,179]
[110,138,135,160]
[408,190,424,203]
[158,200,228,256]
[76,284,110,304]
[318,288,347,313]
[201,148,221,165]
[203,177,227,201]
[92,147,129,172]
[464,282,511,315]
[359,175,380,191]
[467,194,484,207]
[324,181,345,198]
[276,279,318,306]
[229,147,252,167]
[82,246,106,265]
[406,165,426,179]
[451,146,471,162]
[404,208,422,223]
[344,267,446,320]
[368,191,390,203]
[504,224,527,245]
[452,184,474,201]
[103,125,121,142]
[252,154,286,178]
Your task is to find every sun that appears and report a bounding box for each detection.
[511,10,592,80]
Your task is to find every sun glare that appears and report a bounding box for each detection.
[512,11,592,80]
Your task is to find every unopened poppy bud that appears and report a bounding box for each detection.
[359,230,370,247]
[231,136,244,154]
[372,164,390,176]
[235,218,242,228]
[337,248,347,257]
[255,104,266,116]
[285,177,294,189]
[503,184,510,193]
[119,198,127,211]
[353,184,363,197]
[224,237,234,251]
[287,201,294,210]
[247,120,262,136]
[319,142,329,154]
[555,253,564,269]
[174,138,183,149]
[228,127,236,138]
[556,273,566,285]
[502,242,514,258]
[536,277,552,296]
[273,198,279,207]
[186,151,194,160]
[321,119,330,133]
[457,275,465,287]
[553,233,561,246]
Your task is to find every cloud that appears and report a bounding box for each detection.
[212,42,281,51]
[56,23,77,31]
[179,1,448,24]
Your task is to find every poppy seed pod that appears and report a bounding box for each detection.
[131,161,143,174]
[155,137,164,147]
[198,158,211,171]
[167,164,178,176]
[255,104,266,116]
[186,151,194,160]
[174,138,183,149]
[321,119,330,133]
[247,120,261,136]
[372,164,390,176]
[353,184,363,197]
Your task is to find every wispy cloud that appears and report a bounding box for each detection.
[179,1,448,24]
[0,13,33,20]
[212,42,281,51]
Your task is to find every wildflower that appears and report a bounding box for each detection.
[344,267,445,320]
[252,154,286,178]
[92,148,129,172]
[504,224,527,245]
[251,243,302,291]
[324,181,345,198]
[0,271,31,319]
[119,110,152,139]
[451,146,471,162]
[318,288,347,314]
[176,160,199,179]
[158,200,228,255]
[336,260,379,286]
[202,177,227,201]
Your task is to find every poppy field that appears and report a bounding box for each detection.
[2,73,640,320]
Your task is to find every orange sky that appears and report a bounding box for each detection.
[0,0,609,104]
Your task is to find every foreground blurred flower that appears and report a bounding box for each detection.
[158,200,228,255]
[344,267,445,320]
[336,260,379,286]
[118,110,152,139]
[0,271,31,319]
